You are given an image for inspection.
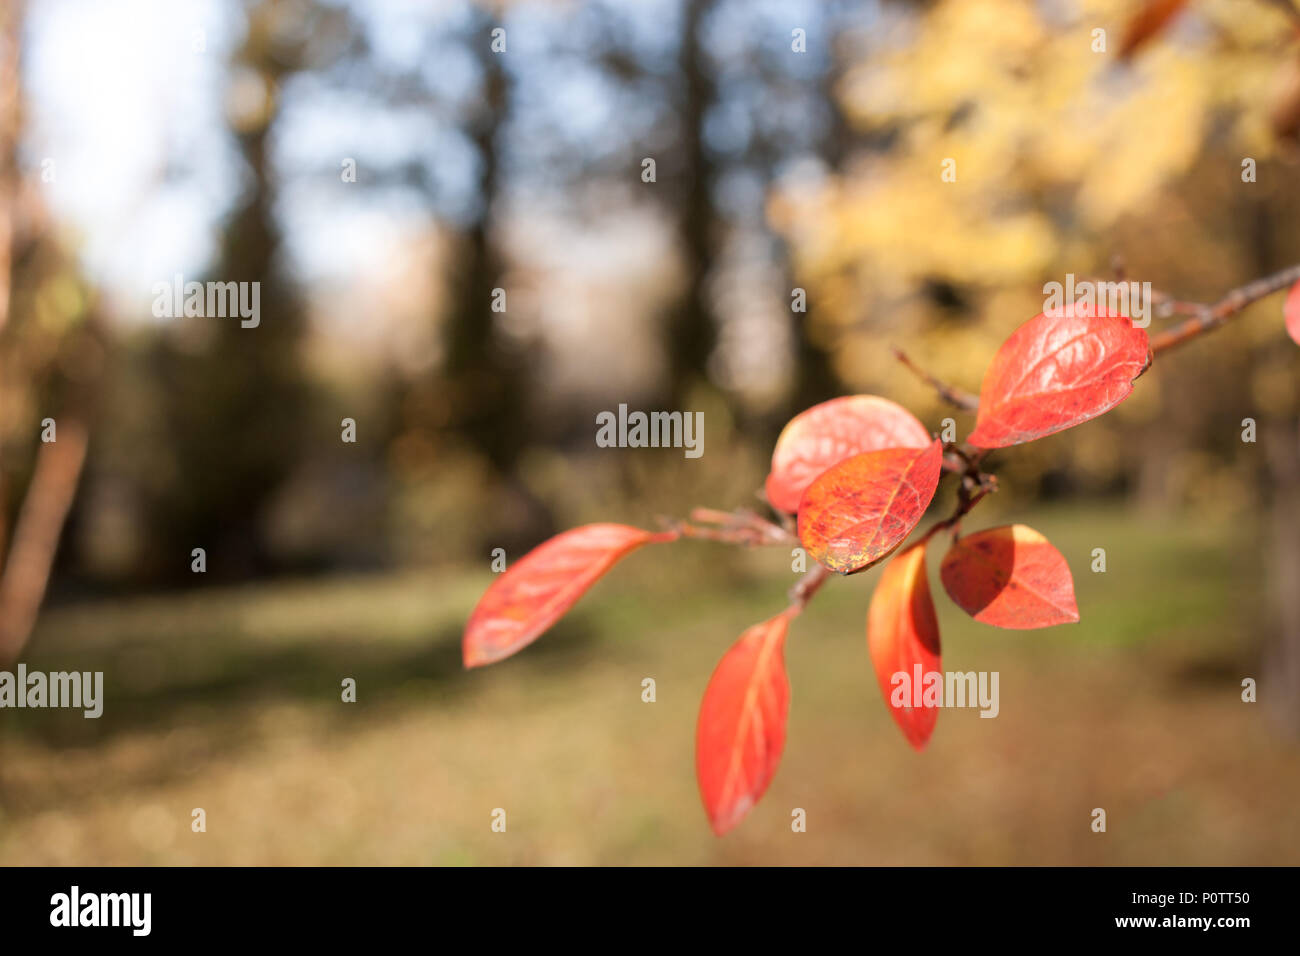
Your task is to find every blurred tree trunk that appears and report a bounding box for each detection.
[0,0,101,665]
[787,19,853,417]
[1134,373,1182,515]
[666,0,720,411]
[141,1,321,582]
[0,424,88,665]
[435,16,552,552]
[444,26,515,470]
[778,255,840,420]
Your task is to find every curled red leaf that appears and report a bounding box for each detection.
[463,523,674,668]
[968,303,1150,449]
[765,395,930,513]
[696,612,792,836]
[867,544,941,751]
[939,524,1079,629]
[796,440,944,575]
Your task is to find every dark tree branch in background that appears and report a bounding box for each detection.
[665,0,721,411]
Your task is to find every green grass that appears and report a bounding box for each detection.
[1,502,1296,865]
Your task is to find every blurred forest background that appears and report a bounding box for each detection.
[2,0,1300,864]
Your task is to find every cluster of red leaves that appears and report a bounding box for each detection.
[462,305,1152,834]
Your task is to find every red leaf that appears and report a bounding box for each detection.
[463,523,673,668]
[968,303,1150,449]
[867,544,941,751]
[765,395,931,513]
[939,524,1079,629]
[696,612,792,835]
[1118,0,1190,61]
[796,440,943,575]
[1285,281,1300,347]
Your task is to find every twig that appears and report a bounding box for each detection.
[919,453,996,546]
[658,506,795,547]
[891,347,980,411]
[787,563,832,611]
[1149,262,1300,355]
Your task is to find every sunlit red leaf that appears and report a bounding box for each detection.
[867,544,941,751]
[463,523,674,668]
[939,524,1079,629]
[765,395,931,513]
[797,440,943,575]
[696,611,792,836]
[1118,0,1190,61]
[1285,281,1300,346]
[968,303,1150,449]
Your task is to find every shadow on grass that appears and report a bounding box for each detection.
[1,616,605,753]
[1165,650,1257,690]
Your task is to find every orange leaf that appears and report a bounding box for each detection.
[939,524,1079,629]
[797,440,943,575]
[1118,0,1190,61]
[696,612,792,836]
[765,395,930,513]
[968,303,1150,449]
[1285,281,1300,346]
[463,523,673,668]
[867,544,941,751]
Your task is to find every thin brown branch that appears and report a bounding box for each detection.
[658,506,795,547]
[1151,294,1212,319]
[787,562,832,611]
[1150,262,1300,355]
[918,447,998,546]
[919,486,992,546]
[892,347,980,411]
